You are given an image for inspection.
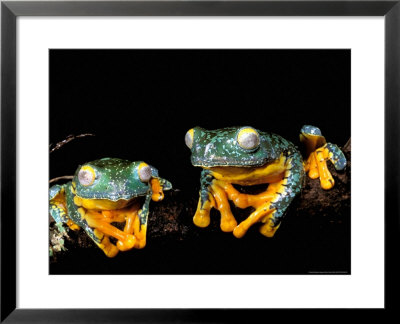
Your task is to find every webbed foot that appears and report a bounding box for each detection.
[193,194,214,228]
[233,203,274,238]
[259,217,280,238]
[93,229,119,258]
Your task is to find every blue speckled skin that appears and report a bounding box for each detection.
[49,158,172,246]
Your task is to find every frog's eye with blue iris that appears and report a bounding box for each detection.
[138,162,152,182]
[237,127,260,150]
[185,129,194,149]
[78,165,96,186]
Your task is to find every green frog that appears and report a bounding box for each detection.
[49,158,172,257]
[185,126,346,238]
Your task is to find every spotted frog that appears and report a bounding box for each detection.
[185,126,346,238]
[49,158,172,257]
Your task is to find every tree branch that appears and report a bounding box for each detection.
[50,133,95,153]
[50,139,351,261]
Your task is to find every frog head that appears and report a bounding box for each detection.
[72,158,172,209]
[185,126,278,168]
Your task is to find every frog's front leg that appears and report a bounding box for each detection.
[130,177,170,249]
[193,169,215,228]
[300,125,347,190]
[193,169,237,232]
[132,193,152,249]
[234,154,304,238]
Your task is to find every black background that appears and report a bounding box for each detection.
[50,49,350,274]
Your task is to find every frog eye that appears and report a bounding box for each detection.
[138,162,152,182]
[78,166,96,186]
[185,129,194,149]
[237,127,260,150]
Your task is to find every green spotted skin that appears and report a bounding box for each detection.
[49,158,172,247]
[189,126,347,232]
[190,127,281,167]
[49,184,69,233]
[190,126,305,227]
[199,169,214,210]
[74,158,162,201]
[269,152,304,226]
[325,143,347,170]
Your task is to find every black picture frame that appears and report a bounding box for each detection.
[1,0,398,322]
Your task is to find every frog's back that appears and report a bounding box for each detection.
[259,131,300,158]
[90,157,135,169]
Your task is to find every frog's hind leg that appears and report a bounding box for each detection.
[300,125,347,190]
[132,193,154,249]
[121,202,143,250]
[232,179,286,238]
[49,184,79,233]
[234,154,304,238]
[232,201,275,238]
[92,229,120,258]
[83,209,137,253]
[210,182,238,232]
[214,180,275,209]
[100,203,141,251]
[70,208,119,257]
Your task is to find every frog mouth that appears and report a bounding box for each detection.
[74,195,142,211]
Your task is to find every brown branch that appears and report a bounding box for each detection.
[50,139,351,262]
[49,175,74,184]
[50,133,95,153]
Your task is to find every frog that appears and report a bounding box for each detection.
[185,125,346,238]
[49,158,172,257]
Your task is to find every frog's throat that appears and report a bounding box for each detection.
[73,195,139,211]
[205,154,288,186]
